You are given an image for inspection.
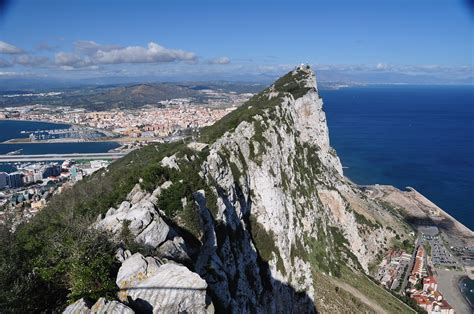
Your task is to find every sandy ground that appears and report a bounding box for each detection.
[436,269,472,314]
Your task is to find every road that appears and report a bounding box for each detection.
[399,237,421,294]
[0,152,126,162]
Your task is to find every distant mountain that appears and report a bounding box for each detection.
[316,69,474,86]
[0,81,265,110]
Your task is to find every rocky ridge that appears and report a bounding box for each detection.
[64,65,415,313]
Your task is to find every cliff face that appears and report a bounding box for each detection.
[192,66,396,311]
[65,66,414,313]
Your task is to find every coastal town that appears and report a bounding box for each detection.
[0,91,254,227]
[375,230,461,313]
[0,159,110,227]
[370,185,474,314]
[0,87,252,143]
[0,103,238,142]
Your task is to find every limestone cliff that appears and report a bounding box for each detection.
[67,66,415,313]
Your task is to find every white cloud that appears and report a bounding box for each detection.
[94,42,196,64]
[74,40,121,55]
[207,56,231,64]
[54,52,93,68]
[54,41,197,69]
[14,54,49,66]
[376,62,390,70]
[0,41,23,54]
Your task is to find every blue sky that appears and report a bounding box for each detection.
[0,0,472,83]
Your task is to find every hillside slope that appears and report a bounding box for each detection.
[0,66,416,313]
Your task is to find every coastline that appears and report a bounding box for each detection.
[405,186,474,237]
[1,137,120,144]
[362,182,473,313]
[0,119,124,146]
[0,118,72,126]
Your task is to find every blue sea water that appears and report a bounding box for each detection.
[459,277,474,308]
[0,120,71,142]
[0,120,120,172]
[322,85,474,231]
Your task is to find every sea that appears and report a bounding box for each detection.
[321,85,474,231]
[0,120,120,172]
[459,277,474,308]
[322,85,474,305]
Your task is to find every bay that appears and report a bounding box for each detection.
[0,120,120,172]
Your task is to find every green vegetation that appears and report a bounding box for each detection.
[248,215,277,262]
[0,220,119,312]
[308,225,339,277]
[312,271,375,313]
[199,90,283,144]
[389,293,427,314]
[154,147,215,237]
[199,69,311,144]
[247,215,286,275]
[290,236,306,263]
[394,265,409,293]
[308,233,337,276]
[273,68,313,99]
[158,181,188,217]
[351,209,381,229]
[392,237,415,254]
[0,140,207,311]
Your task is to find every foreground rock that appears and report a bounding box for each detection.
[116,253,162,291]
[63,297,134,314]
[94,184,170,248]
[116,253,208,313]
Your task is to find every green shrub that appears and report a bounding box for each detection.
[248,215,277,262]
[158,181,188,218]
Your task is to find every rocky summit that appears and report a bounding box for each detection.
[2,66,418,313]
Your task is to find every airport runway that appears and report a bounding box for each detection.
[0,152,126,162]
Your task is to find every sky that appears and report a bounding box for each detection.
[0,0,472,84]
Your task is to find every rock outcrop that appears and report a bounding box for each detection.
[94,184,170,248]
[124,262,208,313]
[113,252,207,313]
[63,297,134,314]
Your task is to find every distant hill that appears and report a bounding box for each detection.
[0,82,265,110]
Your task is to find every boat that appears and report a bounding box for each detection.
[6,149,23,155]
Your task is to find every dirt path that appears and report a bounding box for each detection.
[329,279,387,313]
